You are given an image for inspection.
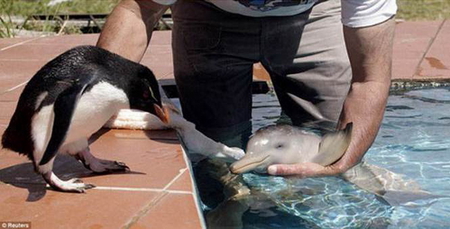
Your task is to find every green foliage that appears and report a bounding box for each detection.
[0,0,119,38]
[397,0,450,20]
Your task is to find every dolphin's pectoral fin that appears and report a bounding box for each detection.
[313,123,353,166]
[342,162,437,206]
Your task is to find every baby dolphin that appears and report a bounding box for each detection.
[230,123,352,174]
[1,45,169,193]
[230,123,435,205]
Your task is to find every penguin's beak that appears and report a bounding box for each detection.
[153,104,170,124]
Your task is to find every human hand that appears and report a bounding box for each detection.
[267,148,361,178]
[267,161,349,178]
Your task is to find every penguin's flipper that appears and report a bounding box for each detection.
[39,77,95,166]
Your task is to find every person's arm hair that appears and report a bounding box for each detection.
[333,17,395,172]
[97,0,169,62]
[268,17,395,177]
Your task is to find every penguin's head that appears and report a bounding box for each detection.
[128,68,170,124]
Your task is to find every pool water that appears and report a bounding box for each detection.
[204,87,450,228]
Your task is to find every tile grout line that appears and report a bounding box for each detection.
[413,19,447,79]
[0,37,43,51]
[93,186,192,194]
[0,80,29,96]
[123,191,169,229]
[122,167,193,228]
[162,167,188,190]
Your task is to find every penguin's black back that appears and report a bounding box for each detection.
[1,45,155,159]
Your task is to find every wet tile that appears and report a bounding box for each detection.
[416,20,450,79]
[131,193,203,229]
[0,184,163,228]
[392,21,443,80]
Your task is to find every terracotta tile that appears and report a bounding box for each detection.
[0,37,40,50]
[0,88,23,102]
[0,101,18,118]
[416,20,450,79]
[253,63,271,81]
[0,183,163,228]
[392,59,417,80]
[0,60,45,78]
[148,31,172,46]
[0,149,32,176]
[131,193,203,229]
[141,45,174,78]
[0,129,185,189]
[74,129,187,189]
[0,123,7,139]
[0,43,73,61]
[29,34,99,45]
[392,21,443,80]
[0,79,31,94]
[167,168,194,192]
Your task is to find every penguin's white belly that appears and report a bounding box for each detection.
[63,82,130,146]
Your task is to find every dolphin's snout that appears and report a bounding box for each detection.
[230,154,271,174]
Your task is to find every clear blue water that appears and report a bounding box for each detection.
[241,88,450,228]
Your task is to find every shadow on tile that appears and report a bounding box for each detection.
[0,154,148,202]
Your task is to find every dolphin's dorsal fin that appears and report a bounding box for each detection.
[313,122,353,166]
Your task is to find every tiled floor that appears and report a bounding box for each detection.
[1,20,450,229]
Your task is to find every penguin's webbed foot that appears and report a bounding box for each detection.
[76,150,130,174]
[43,172,95,193]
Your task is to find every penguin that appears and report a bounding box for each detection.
[1,45,169,193]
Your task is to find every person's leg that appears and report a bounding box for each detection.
[171,1,261,148]
[262,0,351,130]
[170,1,261,212]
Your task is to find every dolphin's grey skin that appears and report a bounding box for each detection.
[230,123,352,174]
[230,123,436,205]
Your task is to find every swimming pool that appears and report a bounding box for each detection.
[198,87,450,228]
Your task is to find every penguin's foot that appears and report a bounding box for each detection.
[76,150,130,174]
[43,172,95,193]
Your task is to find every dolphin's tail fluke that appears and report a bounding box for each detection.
[342,162,438,205]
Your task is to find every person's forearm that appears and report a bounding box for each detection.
[337,17,396,170]
[97,0,168,62]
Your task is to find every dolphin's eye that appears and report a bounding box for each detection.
[275,143,284,149]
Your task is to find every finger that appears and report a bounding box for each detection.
[268,163,322,177]
[268,162,345,178]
